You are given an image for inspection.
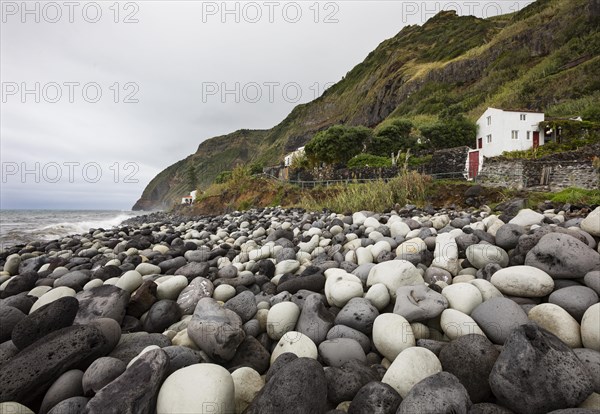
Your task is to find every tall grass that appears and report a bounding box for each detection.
[299,171,430,213]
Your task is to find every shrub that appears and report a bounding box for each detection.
[420,114,477,149]
[368,118,416,156]
[305,125,373,165]
[347,154,393,168]
[215,171,232,184]
[299,171,430,212]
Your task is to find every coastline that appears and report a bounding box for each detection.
[1,203,599,412]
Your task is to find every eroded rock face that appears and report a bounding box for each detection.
[489,324,594,414]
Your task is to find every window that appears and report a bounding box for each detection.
[486,134,492,143]
[512,130,519,140]
[487,116,491,126]
[527,131,531,140]
[520,114,527,121]
[478,138,483,148]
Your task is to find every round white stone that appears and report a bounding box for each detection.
[390,221,411,238]
[274,260,300,276]
[0,402,34,414]
[440,309,486,340]
[469,279,504,302]
[581,207,600,236]
[364,283,390,311]
[362,217,379,228]
[490,265,554,297]
[153,245,170,254]
[172,329,199,350]
[213,284,236,302]
[528,303,582,348]
[581,303,600,351]
[115,270,143,293]
[367,261,424,299]
[267,301,300,340]
[442,283,483,315]
[382,347,442,398]
[431,233,460,276]
[231,367,264,414]
[157,275,189,300]
[82,278,103,290]
[136,262,161,276]
[396,238,427,256]
[28,285,52,298]
[156,363,235,414]
[373,313,416,362]
[29,286,76,314]
[324,269,364,307]
[356,247,374,265]
[270,331,318,364]
[466,244,509,269]
[509,209,544,227]
[452,275,475,284]
[410,322,430,340]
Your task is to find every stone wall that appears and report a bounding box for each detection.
[543,162,598,190]
[477,160,526,189]
[290,166,400,182]
[419,146,470,178]
[478,159,599,190]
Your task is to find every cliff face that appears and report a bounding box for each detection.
[133,0,600,210]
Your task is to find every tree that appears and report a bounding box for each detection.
[367,118,415,156]
[186,164,198,190]
[420,114,477,149]
[248,161,264,175]
[305,125,372,165]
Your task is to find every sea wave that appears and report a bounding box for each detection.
[0,211,140,250]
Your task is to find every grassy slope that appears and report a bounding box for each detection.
[133,0,600,210]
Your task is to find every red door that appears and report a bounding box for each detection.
[533,131,540,149]
[469,151,479,179]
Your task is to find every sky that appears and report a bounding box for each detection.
[1,0,534,210]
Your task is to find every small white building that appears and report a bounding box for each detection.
[181,190,198,205]
[467,108,545,178]
[284,146,305,167]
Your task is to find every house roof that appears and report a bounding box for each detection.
[487,107,544,114]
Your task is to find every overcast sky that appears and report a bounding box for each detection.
[1,0,533,210]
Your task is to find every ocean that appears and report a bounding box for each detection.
[0,210,143,252]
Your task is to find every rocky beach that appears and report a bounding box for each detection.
[1,203,599,414]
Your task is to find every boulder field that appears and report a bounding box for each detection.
[0,205,599,413]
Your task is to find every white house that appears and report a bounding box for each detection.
[181,190,198,205]
[284,146,305,167]
[467,108,545,178]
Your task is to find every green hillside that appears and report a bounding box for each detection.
[133,0,600,210]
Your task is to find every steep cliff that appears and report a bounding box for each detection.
[133,0,600,210]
